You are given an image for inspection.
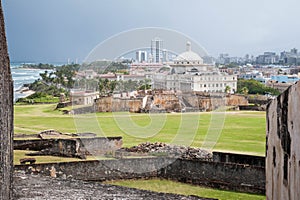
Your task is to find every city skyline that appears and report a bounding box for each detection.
[3,0,300,63]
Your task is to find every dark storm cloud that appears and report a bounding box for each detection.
[2,0,300,62]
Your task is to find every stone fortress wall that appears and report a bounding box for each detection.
[15,152,265,195]
[94,91,248,113]
[266,81,300,200]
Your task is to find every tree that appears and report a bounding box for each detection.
[225,85,231,93]
[0,1,13,198]
[241,87,249,95]
[237,79,280,96]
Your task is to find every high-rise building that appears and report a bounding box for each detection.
[151,37,163,63]
[136,51,148,63]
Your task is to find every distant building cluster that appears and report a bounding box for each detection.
[71,37,300,105]
[217,48,300,65]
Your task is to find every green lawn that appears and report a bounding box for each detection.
[14,104,266,156]
[14,104,267,198]
[106,179,265,200]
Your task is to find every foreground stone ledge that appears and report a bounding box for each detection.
[14,155,265,195]
[13,171,213,200]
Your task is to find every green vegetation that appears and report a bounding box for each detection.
[21,63,56,69]
[16,64,80,104]
[81,60,130,74]
[14,104,266,156]
[106,179,265,200]
[237,78,280,95]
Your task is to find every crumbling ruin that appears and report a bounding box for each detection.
[266,81,300,199]
[0,2,14,199]
[14,130,123,160]
[94,91,248,113]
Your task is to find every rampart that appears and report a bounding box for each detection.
[15,152,265,195]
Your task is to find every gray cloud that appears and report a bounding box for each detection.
[3,0,300,62]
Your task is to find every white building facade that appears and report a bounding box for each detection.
[153,42,237,93]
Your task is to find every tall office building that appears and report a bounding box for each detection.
[151,37,163,63]
[136,51,148,63]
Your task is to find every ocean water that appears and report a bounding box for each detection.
[11,62,59,102]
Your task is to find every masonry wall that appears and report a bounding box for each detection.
[14,137,123,159]
[0,1,13,199]
[266,82,300,200]
[96,96,143,112]
[15,157,265,194]
[213,151,265,167]
[162,159,265,194]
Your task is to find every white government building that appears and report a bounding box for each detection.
[152,42,237,93]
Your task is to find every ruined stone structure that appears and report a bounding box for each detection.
[15,152,265,194]
[94,91,248,113]
[0,2,14,199]
[14,137,123,159]
[266,81,300,199]
[96,96,143,112]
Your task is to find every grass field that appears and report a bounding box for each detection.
[14,104,267,199]
[106,179,265,200]
[14,104,266,155]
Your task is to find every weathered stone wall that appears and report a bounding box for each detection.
[162,159,265,194]
[266,82,300,200]
[15,137,123,159]
[95,93,248,113]
[96,96,143,112]
[15,156,265,194]
[0,1,13,199]
[213,151,265,167]
[152,93,181,112]
[183,94,248,111]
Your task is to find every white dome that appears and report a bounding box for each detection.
[174,41,204,64]
[175,51,204,62]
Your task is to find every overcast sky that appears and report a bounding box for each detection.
[2,0,300,63]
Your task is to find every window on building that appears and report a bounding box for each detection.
[204,84,206,87]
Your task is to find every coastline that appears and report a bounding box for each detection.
[16,86,35,98]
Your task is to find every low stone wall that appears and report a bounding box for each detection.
[239,105,266,111]
[14,137,123,159]
[96,96,143,112]
[213,151,265,167]
[15,156,265,194]
[162,159,265,194]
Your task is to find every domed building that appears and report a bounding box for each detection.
[170,41,212,74]
[153,42,237,93]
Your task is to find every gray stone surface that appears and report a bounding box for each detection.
[0,1,14,199]
[13,171,212,200]
[266,82,300,200]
